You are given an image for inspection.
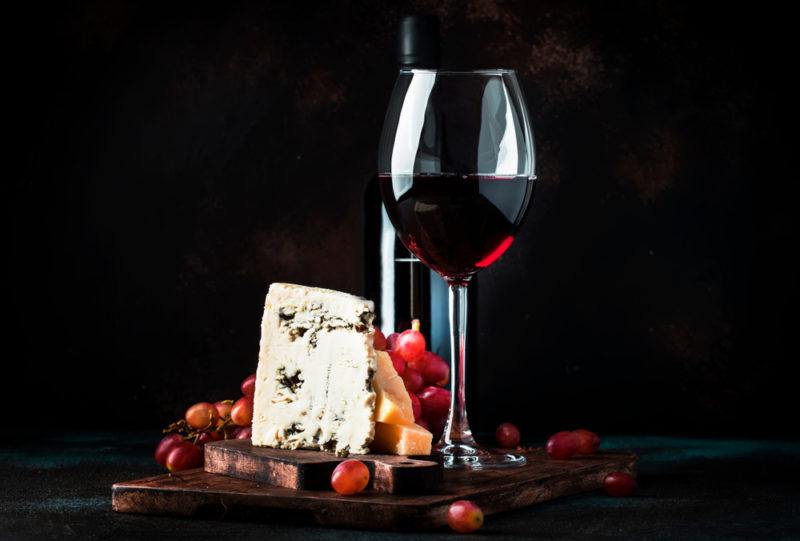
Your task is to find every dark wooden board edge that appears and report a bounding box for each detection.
[112,453,637,531]
[111,471,442,530]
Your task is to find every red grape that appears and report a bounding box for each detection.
[330,459,370,495]
[195,430,223,446]
[604,471,637,497]
[417,386,451,421]
[185,402,219,430]
[402,367,424,393]
[214,400,233,421]
[241,373,256,397]
[386,333,400,350]
[195,432,215,446]
[166,441,203,472]
[235,426,252,440]
[409,391,422,421]
[447,500,484,533]
[416,418,431,431]
[409,351,449,386]
[227,426,243,438]
[373,327,387,351]
[388,350,406,376]
[395,320,426,362]
[546,431,579,459]
[573,429,600,454]
[231,396,253,426]
[495,422,521,448]
[155,434,183,467]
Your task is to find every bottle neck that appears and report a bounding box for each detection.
[397,15,440,69]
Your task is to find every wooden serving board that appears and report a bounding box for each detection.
[112,445,637,531]
[203,439,440,494]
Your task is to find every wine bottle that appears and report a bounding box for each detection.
[363,15,444,347]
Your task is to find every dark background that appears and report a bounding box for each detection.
[8,1,796,438]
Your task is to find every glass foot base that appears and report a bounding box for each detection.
[436,442,527,470]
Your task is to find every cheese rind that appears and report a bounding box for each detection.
[371,422,433,456]
[252,283,377,456]
[373,351,415,426]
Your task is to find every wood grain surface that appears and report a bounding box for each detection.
[112,449,637,530]
[203,439,441,494]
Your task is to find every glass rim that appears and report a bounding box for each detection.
[399,68,516,76]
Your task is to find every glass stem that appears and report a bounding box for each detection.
[441,280,477,447]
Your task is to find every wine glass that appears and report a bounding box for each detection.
[378,69,535,469]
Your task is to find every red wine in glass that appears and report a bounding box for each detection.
[379,174,535,283]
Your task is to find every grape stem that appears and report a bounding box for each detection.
[162,405,235,439]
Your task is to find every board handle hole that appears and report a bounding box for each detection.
[399,461,415,465]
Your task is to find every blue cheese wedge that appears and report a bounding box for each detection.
[252,283,377,456]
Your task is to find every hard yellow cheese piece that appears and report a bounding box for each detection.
[372,351,415,426]
[370,351,433,455]
[371,422,433,456]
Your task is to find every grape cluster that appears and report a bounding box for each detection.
[154,373,256,472]
[376,321,525,451]
[373,321,452,440]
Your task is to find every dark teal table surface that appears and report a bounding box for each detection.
[1,433,798,539]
